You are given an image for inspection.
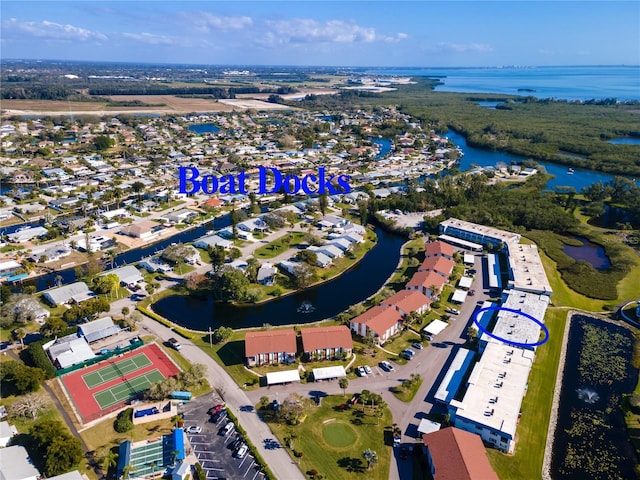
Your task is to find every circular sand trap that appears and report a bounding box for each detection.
[322,421,357,448]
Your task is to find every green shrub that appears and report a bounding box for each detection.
[25,342,56,379]
[114,408,134,433]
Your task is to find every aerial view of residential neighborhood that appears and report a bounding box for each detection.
[1,2,640,480]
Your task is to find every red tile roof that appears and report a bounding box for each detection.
[422,427,499,480]
[300,326,353,352]
[202,198,223,208]
[425,240,456,258]
[382,289,431,313]
[350,306,402,337]
[245,329,296,357]
[419,256,455,276]
[406,270,447,292]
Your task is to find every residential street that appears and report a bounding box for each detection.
[134,254,487,480]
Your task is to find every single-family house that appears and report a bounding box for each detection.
[317,215,347,230]
[78,316,121,343]
[166,209,197,224]
[300,325,353,361]
[329,238,352,252]
[382,289,432,317]
[193,234,232,250]
[256,263,277,286]
[425,240,455,260]
[0,446,40,480]
[312,251,332,268]
[310,244,343,259]
[43,281,95,306]
[101,265,144,289]
[7,226,49,243]
[0,421,17,448]
[245,329,297,366]
[349,306,403,344]
[46,335,96,369]
[120,220,159,241]
[138,256,173,273]
[405,270,447,298]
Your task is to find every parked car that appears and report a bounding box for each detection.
[211,409,227,423]
[220,422,235,436]
[363,365,373,375]
[402,348,416,357]
[424,335,433,342]
[357,366,367,377]
[379,361,395,372]
[208,404,225,415]
[468,289,476,296]
[186,426,202,434]
[445,307,460,315]
[235,444,248,459]
[401,351,413,360]
[411,342,423,350]
[167,337,182,350]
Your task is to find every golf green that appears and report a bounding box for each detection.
[322,421,357,448]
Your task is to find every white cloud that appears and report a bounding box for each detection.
[427,42,494,54]
[122,32,175,45]
[179,12,253,33]
[3,18,108,42]
[263,18,404,45]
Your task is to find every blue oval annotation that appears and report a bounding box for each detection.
[472,306,549,348]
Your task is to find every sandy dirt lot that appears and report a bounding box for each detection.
[0,94,302,117]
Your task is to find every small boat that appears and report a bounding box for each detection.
[567,168,575,174]
[297,302,315,314]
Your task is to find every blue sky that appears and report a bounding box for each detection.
[1,1,639,67]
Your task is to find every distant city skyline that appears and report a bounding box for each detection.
[1,1,639,67]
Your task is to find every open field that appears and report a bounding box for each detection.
[1,94,298,117]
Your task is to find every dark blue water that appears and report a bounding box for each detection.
[607,137,640,145]
[152,229,405,330]
[562,236,611,270]
[188,123,220,134]
[448,130,618,191]
[370,137,393,160]
[24,215,229,291]
[362,66,640,102]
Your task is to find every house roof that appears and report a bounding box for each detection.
[406,270,447,292]
[245,329,296,357]
[0,445,40,480]
[351,306,402,337]
[425,240,455,258]
[300,326,353,352]
[120,220,157,236]
[422,427,499,480]
[48,337,96,368]
[79,316,121,343]
[381,289,431,313]
[43,281,94,305]
[419,256,455,276]
[102,265,144,286]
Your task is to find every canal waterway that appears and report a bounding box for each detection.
[447,130,619,191]
[152,228,405,330]
[551,314,637,479]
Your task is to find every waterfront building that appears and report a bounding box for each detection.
[245,329,297,367]
[439,218,520,247]
[300,325,353,361]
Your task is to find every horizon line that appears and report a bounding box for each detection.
[2,58,639,70]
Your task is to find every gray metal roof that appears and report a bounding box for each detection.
[43,282,93,305]
[0,445,40,480]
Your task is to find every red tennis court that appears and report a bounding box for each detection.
[60,343,180,424]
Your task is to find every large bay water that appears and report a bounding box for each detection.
[362,65,640,102]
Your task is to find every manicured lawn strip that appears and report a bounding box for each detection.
[254,232,306,259]
[486,308,568,480]
[264,395,392,480]
[80,417,174,452]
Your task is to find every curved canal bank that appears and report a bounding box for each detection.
[152,228,406,330]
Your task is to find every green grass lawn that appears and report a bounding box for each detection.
[264,395,392,480]
[486,308,568,479]
[391,377,423,403]
[254,232,306,259]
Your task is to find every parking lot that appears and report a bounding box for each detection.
[179,395,267,480]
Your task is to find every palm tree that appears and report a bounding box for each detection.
[338,377,349,396]
[101,449,118,475]
[122,463,137,480]
[362,449,378,469]
[12,328,26,347]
